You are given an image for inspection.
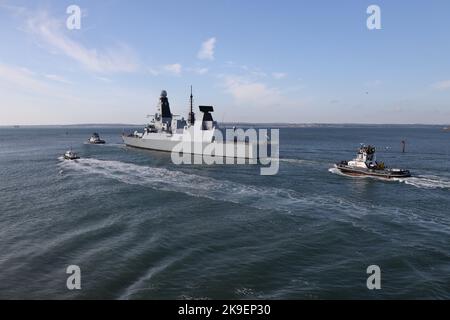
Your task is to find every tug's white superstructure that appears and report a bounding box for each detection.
[347,145,377,168]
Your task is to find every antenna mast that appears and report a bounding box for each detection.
[188,85,195,125]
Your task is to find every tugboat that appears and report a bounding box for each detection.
[88,133,106,144]
[64,149,80,160]
[335,145,411,179]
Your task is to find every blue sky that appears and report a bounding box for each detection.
[1,0,450,125]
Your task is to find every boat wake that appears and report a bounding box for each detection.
[279,158,319,165]
[266,158,321,167]
[394,175,450,190]
[58,158,314,212]
[329,168,450,190]
[58,157,449,215]
[83,142,125,148]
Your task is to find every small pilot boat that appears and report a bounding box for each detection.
[88,133,106,144]
[64,149,80,160]
[335,145,411,179]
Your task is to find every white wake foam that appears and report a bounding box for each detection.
[61,158,449,217]
[394,175,450,190]
[83,142,124,148]
[58,158,315,211]
[267,157,318,164]
[328,167,349,177]
[279,158,318,165]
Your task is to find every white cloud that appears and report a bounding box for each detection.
[226,63,268,78]
[188,67,208,75]
[0,63,81,104]
[163,63,182,75]
[0,62,159,125]
[0,63,50,94]
[95,76,113,83]
[45,74,72,84]
[197,37,216,60]
[272,72,287,80]
[432,80,450,90]
[196,68,208,75]
[147,64,189,76]
[250,69,267,78]
[24,11,138,74]
[222,75,284,107]
[218,74,304,122]
[147,67,160,76]
[365,79,382,87]
[0,3,27,16]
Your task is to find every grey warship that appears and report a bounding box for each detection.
[122,89,258,159]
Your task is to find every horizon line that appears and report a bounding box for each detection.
[1,122,449,127]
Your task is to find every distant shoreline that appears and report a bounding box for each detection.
[1,123,449,128]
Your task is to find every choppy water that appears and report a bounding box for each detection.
[0,125,449,299]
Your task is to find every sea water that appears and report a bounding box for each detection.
[0,125,449,299]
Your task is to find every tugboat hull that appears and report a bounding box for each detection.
[64,155,80,160]
[88,133,106,144]
[335,163,411,179]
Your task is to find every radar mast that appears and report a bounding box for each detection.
[188,85,195,125]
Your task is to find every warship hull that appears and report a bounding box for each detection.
[123,135,259,159]
[123,135,180,153]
